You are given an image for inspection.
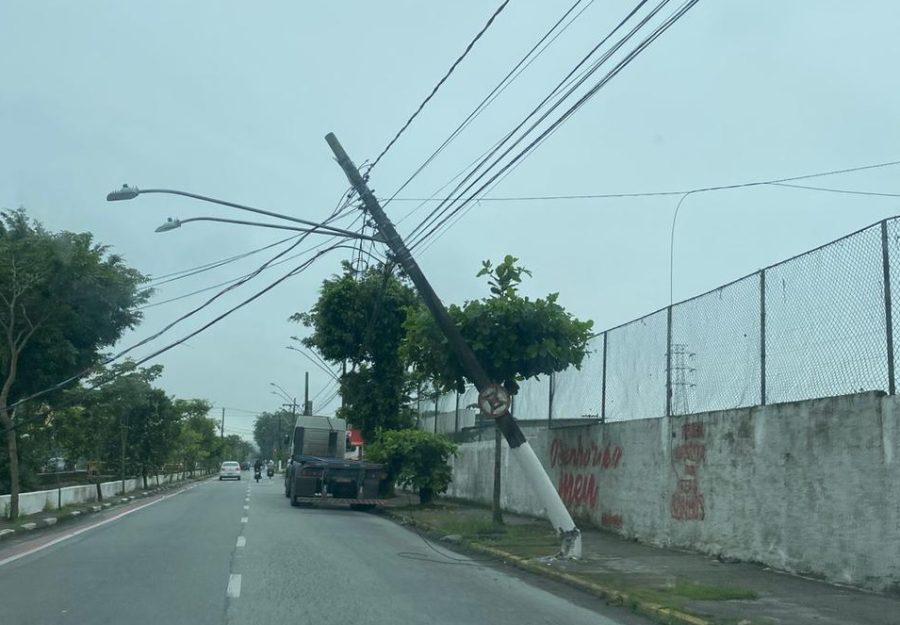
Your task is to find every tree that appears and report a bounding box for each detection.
[366,429,457,504]
[0,210,148,519]
[253,410,294,462]
[403,255,594,394]
[293,262,417,442]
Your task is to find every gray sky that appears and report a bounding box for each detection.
[2,1,899,440]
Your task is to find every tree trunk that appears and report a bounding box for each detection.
[418,486,434,505]
[492,424,504,525]
[95,477,103,503]
[3,412,19,520]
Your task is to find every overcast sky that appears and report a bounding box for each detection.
[2,1,899,440]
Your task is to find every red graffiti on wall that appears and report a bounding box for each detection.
[670,422,707,521]
[557,472,598,508]
[601,512,623,528]
[549,437,623,470]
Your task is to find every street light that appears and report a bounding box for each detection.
[152,216,382,240]
[269,382,293,403]
[285,345,340,382]
[107,184,382,242]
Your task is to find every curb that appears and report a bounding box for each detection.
[386,510,711,625]
[466,542,710,625]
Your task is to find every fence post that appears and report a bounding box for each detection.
[454,392,460,433]
[548,371,555,429]
[666,306,673,417]
[760,269,767,405]
[601,331,608,422]
[881,220,896,395]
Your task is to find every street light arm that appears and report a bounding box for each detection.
[155,216,380,241]
[269,382,294,403]
[109,185,379,241]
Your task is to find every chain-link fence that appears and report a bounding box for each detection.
[422,217,900,430]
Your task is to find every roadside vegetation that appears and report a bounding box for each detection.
[0,209,251,520]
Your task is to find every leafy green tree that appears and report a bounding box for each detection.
[403,255,594,394]
[366,429,457,504]
[0,210,148,519]
[293,262,417,442]
[253,409,294,462]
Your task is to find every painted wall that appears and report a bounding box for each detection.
[446,392,900,592]
[1,472,189,518]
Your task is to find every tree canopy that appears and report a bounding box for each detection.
[293,262,417,442]
[403,255,594,394]
[0,209,149,519]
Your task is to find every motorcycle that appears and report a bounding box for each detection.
[254,468,262,483]
[267,466,274,479]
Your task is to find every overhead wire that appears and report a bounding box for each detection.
[367,0,512,173]
[409,0,709,253]
[404,0,658,247]
[3,190,364,422]
[383,0,594,206]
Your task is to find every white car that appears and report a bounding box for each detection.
[218,461,242,481]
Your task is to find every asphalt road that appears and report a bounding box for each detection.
[0,473,650,625]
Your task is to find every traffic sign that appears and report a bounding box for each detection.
[478,384,511,418]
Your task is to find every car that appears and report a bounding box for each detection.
[240,461,250,471]
[218,461,242,480]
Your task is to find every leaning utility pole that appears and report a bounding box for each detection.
[325,133,581,558]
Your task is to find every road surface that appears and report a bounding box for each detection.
[0,474,650,625]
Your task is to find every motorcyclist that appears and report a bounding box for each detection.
[253,458,262,474]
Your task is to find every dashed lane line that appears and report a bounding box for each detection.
[241,517,248,523]
[226,574,242,598]
[236,536,246,548]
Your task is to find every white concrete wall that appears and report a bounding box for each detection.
[1,472,189,518]
[446,392,900,592]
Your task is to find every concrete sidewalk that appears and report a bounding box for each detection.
[386,500,900,625]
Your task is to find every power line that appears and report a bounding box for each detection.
[367,0,511,173]
[405,0,659,247]
[147,235,298,287]
[410,158,900,256]
[384,0,593,205]
[382,160,900,202]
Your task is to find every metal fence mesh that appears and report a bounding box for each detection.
[420,218,900,431]
[671,274,761,414]
[765,225,887,403]
[553,334,605,418]
[604,310,668,422]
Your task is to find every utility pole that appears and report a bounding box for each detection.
[221,407,225,438]
[304,371,311,416]
[326,133,581,558]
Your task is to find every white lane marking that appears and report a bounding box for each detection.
[226,574,242,598]
[242,505,249,510]
[236,536,246,548]
[241,517,248,523]
[0,484,198,568]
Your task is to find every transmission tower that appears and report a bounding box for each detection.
[671,343,696,415]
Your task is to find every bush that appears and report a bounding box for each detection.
[366,429,457,504]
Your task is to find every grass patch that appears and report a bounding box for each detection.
[670,580,757,601]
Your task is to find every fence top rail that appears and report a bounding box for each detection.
[597,215,899,337]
